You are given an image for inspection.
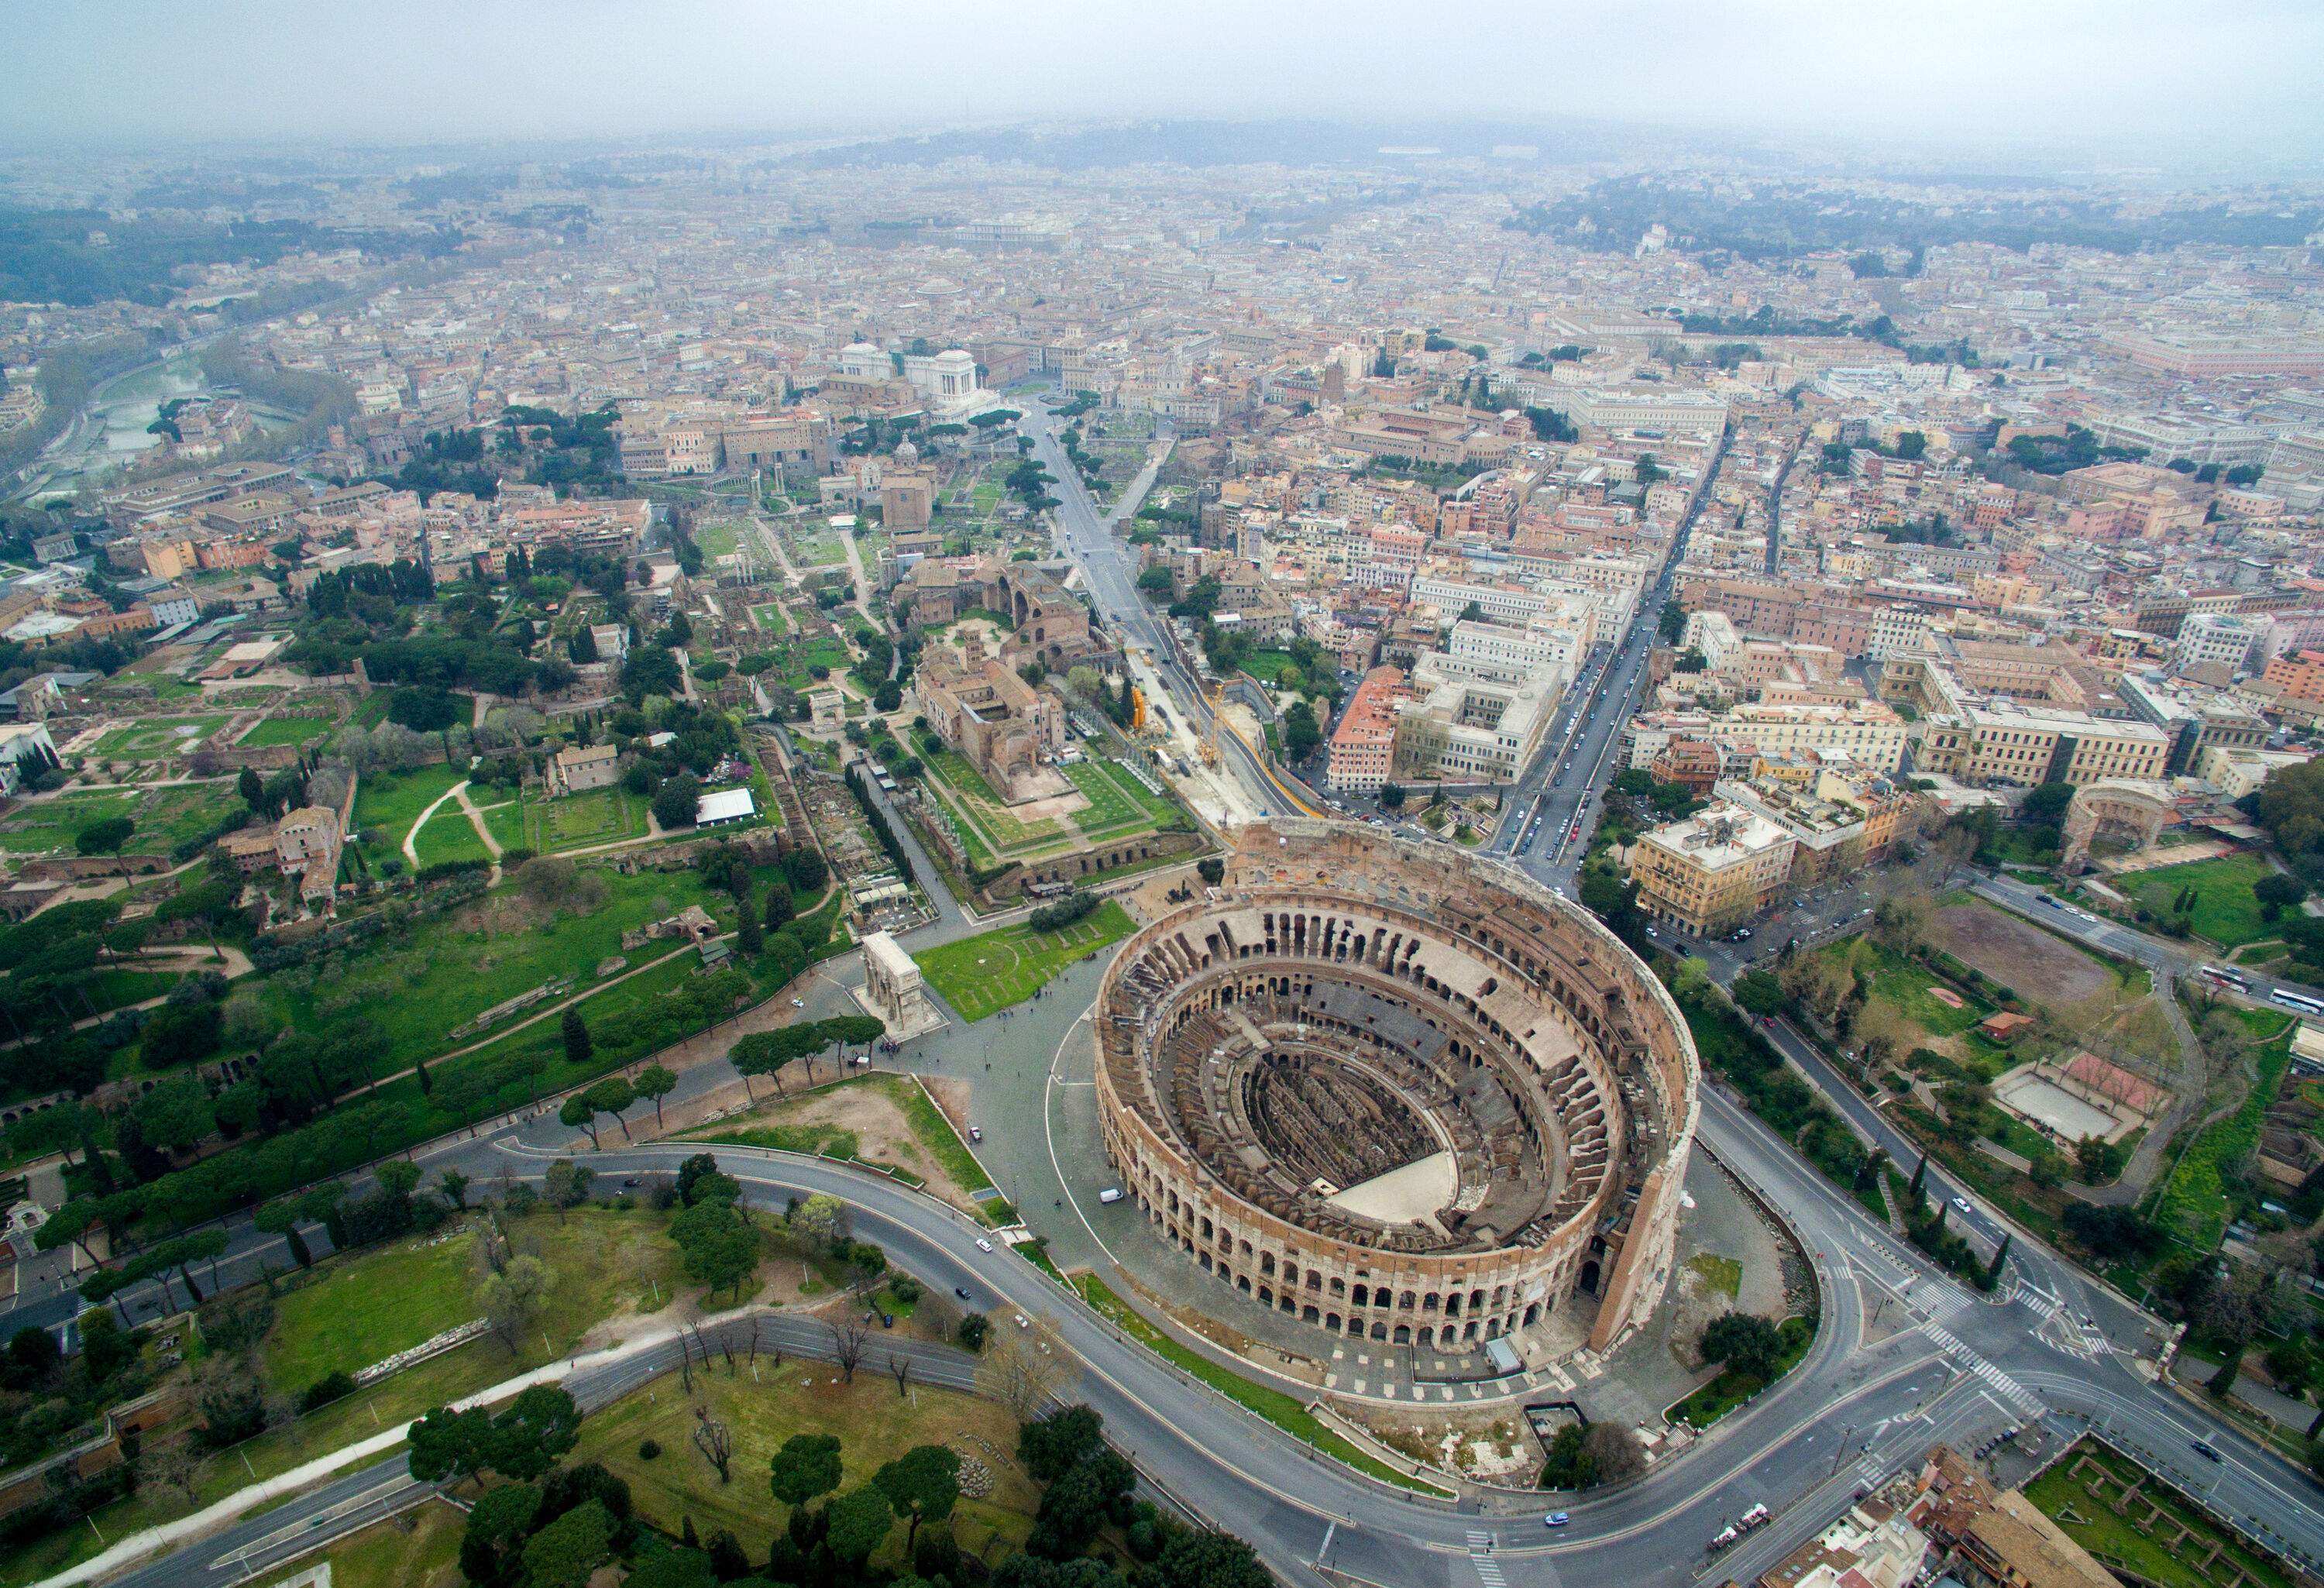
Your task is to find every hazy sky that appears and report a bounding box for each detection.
[9,0,2322,165]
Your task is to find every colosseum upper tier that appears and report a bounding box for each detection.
[1095,820,1700,1356]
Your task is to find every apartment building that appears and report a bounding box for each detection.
[1913,699,2170,788]
[1709,699,1911,774]
[1714,761,1910,887]
[1325,665,1408,792]
[2263,648,2324,706]
[1391,657,1559,785]
[2174,611,2272,676]
[1448,617,1583,682]
[1410,575,1543,625]
[1630,805,1797,937]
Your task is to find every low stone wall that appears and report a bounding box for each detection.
[355,1318,491,1386]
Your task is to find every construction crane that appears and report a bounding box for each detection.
[1200,678,1224,769]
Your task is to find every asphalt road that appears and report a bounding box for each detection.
[107,1080,2324,1588]
[1490,428,1729,890]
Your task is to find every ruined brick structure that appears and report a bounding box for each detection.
[1095,822,1698,1355]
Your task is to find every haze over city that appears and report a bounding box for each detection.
[4,8,2324,1588]
[8,2,2324,162]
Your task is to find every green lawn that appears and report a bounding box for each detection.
[411,804,493,868]
[2129,852,2279,947]
[0,1207,685,1588]
[695,519,744,559]
[773,635,854,690]
[750,601,791,635]
[250,862,751,1073]
[792,528,848,566]
[922,749,1067,859]
[261,1229,483,1392]
[524,785,649,853]
[0,783,239,861]
[266,1500,463,1588]
[84,713,232,759]
[1818,937,1991,1036]
[1064,758,1180,840]
[912,900,1135,1021]
[2025,1438,2293,1588]
[2152,1023,2293,1249]
[350,764,466,849]
[476,796,528,853]
[1241,648,1305,688]
[235,713,336,749]
[78,966,188,1015]
[569,1359,1042,1569]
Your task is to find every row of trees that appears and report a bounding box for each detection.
[726,1015,886,1104]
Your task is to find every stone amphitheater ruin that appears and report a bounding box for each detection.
[1095,820,1700,1356]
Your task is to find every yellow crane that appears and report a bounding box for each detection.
[1200,678,1223,768]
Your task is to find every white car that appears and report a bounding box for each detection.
[1950,1196,1972,1216]
[1552,885,1566,898]
[975,1238,995,1253]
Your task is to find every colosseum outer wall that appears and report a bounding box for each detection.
[1092,819,1699,1359]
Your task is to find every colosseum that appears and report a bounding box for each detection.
[1095,820,1700,1356]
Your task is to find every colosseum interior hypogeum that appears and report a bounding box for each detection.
[1094,820,1700,1357]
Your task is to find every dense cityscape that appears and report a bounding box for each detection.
[2,9,2324,1588]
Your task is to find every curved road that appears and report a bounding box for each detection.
[107,1059,2324,1588]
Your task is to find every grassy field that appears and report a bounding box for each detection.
[2025,1438,2293,1588]
[913,901,1136,1022]
[695,519,744,559]
[250,861,751,1071]
[2151,1019,2294,1249]
[411,803,493,868]
[236,713,337,749]
[568,1361,1040,1569]
[0,1208,684,1588]
[0,782,240,861]
[259,1500,464,1588]
[1076,1275,1447,1493]
[751,601,791,635]
[441,887,849,1088]
[524,785,650,853]
[476,796,527,853]
[261,1230,484,1391]
[1818,937,1992,1036]
[1063,758,1179,841]
[791,527,850,566]
[770,635,854,691]
[351,764,466,849]
[85,713,232,759]
[922,751,1067,860]
[2129,853,2279,947]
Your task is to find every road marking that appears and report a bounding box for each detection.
[1467,1529,1508,1588]
[1923,1322,2045,1420]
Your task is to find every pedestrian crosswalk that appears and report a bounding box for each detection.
[2011,1281,2109,1360]
[1925,1322,2047,1419]
[1467,1530,1507,1588]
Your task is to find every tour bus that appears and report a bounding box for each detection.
[2272,987,2324,1017]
